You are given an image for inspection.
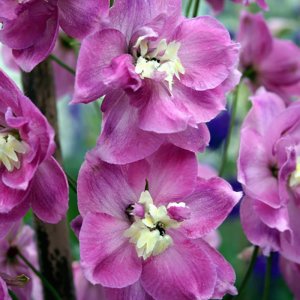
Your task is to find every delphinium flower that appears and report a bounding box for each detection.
[72,0,240,164]
[0,222,38,300]
[280,257,300,300]
[238,88,300,261]
[0,70,68,233]
[0,0,108,72]
[1,32,77,100]
[238,12,300,102]
[76,144,241,299]
[206,0,268,14]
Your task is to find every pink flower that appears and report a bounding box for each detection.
[0,0,108,72]
[72,0,240,164]
[206,0,268,14]
[1,33,77,100]
[238,89,300,261]
[238,12,300,102]
[0,70,68,231]
[77,144,241,299]
[0,222,38,300]
[280,257,300,300]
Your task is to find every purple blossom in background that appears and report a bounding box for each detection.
[0,0,108,71]
[238,12,300,102]
[206,0,268,14]
[0,70,68,233]
[73,0,240,164]
[239,89,300,261]
[207,110,230,149]
[0,222,38,300]
[76,144,241,299]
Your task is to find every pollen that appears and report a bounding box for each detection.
[124,191,183,260]
[134,37,185,91]
[289,157,300,187]
[0,133,27,172]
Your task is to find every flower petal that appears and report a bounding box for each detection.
[182,177,241,238]
[80,212,142,287]
[174,16,239,91]
[30,157,68,223]
[147,144,197,204]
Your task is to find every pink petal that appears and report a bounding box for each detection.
[12,9,59,72]
[147,144,197,204]
[182,177,241,238]
[73,29,127,104]
[78,154,147,217]
[141,232,217,300]
[58,0,109,39]
[30,157,68,223]
[174,16,239,91]
[240,196,280,253]
[95,90,164,164]
[80,212,142,287]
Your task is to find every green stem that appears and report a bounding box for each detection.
[49,54,76,76]
[66,172,77,194]
[186,0,193,17]
[262,253,273,300]
[192,0,201,17]
[218,84,240,177]
[225,246,259,300]
[8,290,19,300]
[17,251,62,300]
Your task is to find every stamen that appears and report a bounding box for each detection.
[0,133,27,172]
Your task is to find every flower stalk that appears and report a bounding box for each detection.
[21,60,76,300]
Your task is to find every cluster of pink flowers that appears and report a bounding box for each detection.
[1,0,300,299]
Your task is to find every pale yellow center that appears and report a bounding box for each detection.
[289,157,300,187]
[134,37,185,91]
[0,133,27,172]
[124,191,182,260]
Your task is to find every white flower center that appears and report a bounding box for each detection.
[0,133,27,172]
[289,157,300,187]
[134,37,185,91]
[124,191,183,260]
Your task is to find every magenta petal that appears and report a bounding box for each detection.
[167,124,210,153]
[58,0,108,39]
[0,1,51,49]
[0,200,30,224]
[0,277,9,300]
[206,0,225,13]
[238,128,281,208]
[141,233,216,300]
[105,281,154,300]
[0,222,14,240]
[240,196,280,253]
[147,144,197,204]
[182,177,241,238]
[30,157,68,223]
[199,239,237,298]
[95,90,164,164]
[175,16,239,91]
[12,9,59,72]
[238,12,272,66]
[80,212,142,287]
[78,153,146,217]
[109,0,181,38]
[73,29,127,103]
[0,174,28,214]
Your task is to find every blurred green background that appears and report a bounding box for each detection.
[1,0,299,299]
